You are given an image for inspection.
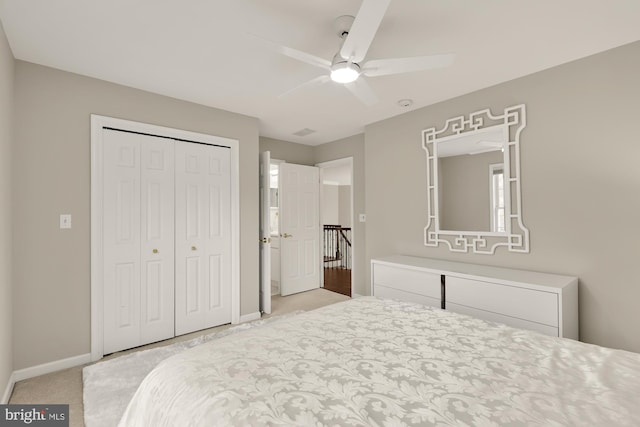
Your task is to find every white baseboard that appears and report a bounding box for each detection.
[1,372,15,404]
[13,353,92,383]
[238,312,261,323]
[352,293,364,298]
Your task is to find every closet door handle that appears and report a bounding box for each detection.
[191,246,197,251]
[152,249,159,254]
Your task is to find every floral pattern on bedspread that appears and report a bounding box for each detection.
[119,297,640,426]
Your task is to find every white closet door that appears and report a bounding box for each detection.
[139,135,175,345]
[103,130,142,354]
[103,130,175,354]
[175,142,231,335]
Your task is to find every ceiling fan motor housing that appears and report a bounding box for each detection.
[330,15,360,84]
[330,51,361,83]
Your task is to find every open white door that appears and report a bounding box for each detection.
[259,151,272,314]
[280,163,320,296]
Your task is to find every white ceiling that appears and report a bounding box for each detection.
[1,1,639,146]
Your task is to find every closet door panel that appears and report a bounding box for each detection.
[208,254,222,309]
[205,149,231,326]
[139,136,175,345]
[175,142,231,335]
[185,255,201,314]
[175,146,206,335]
[103,130,142,354]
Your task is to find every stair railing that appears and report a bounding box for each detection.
[323,225,351,270]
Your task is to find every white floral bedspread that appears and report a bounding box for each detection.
[119,297,640,426]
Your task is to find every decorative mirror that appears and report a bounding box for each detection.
[422,104,529,254]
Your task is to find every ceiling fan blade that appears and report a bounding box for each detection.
[278,45,332,70]
[278,75,330,99]
[340,0,391,63]
[362,54,455,77]
[248,33,331,70]
[344,78,378,106]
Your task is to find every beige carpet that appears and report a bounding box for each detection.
[9,288,349,427]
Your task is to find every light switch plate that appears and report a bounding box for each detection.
[359,214,366,223]
[60,214,72,229]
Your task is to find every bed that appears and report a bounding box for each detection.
[119,297,640,426]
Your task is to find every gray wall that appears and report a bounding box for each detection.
[338,186,351,228]
[12,61,260,370]
[365,41,640,353]
[322,184,339,225]
[0,20,14,398]
[321,185,351,227]
[259,136,314,165]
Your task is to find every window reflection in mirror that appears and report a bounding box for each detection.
[490,164,505,232]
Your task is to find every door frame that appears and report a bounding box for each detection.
[315,157,354,296]
[90,115,241,361]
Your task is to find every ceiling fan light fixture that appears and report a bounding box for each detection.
[330,62,360,84]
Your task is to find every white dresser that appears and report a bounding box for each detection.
[371,255,578,339]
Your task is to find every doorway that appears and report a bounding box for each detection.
[259,155,353,310]
[262,158,321,300]
[317,158,354,297]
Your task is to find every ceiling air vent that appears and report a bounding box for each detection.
[293,128,316,137]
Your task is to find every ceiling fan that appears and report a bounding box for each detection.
[263,0,455,106]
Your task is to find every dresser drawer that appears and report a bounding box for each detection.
[375,285,441,309]
[447,302,559,337]
[446,276,558,327]
[372,264,441,299]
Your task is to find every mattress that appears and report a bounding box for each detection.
[119,297,640,426]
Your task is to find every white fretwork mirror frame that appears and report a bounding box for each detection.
[422,104,529,254]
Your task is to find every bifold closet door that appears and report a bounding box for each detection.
[103,130,175,354]
[175,142,232,335]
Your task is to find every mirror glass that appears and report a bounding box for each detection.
[436,126,506,233]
